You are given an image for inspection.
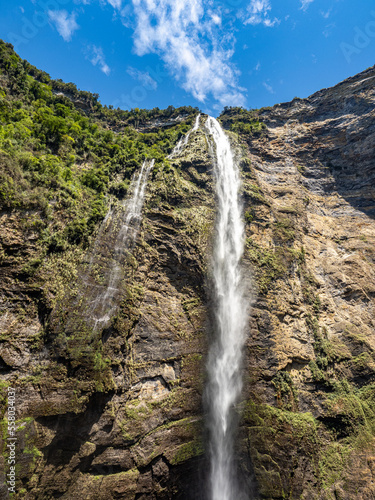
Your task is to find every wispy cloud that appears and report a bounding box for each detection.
[48,10,79,42]
[86,45,111,75]
[243,0,279,27]
[77,1,122,9]
[263,81,275,94]
[323,23,336,38]
[107,0,122,9]
[321,9,332,19]
[300,0,314,11]
[130,0,245,107]
[127,66,157,90]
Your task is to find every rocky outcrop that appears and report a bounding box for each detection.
[1,65,375,499]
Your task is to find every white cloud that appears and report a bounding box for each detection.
[243,0,279,27]
[130,0,245,107]
[300,0,314,11]
[323,23,335,38]
[210,13,222,25]
[254,61,261,71]
[48,10,79,42]
[118,4,133,27]
[127,66,157,90]
[321,9,332,19]
[107,0,122,9]
[263,82,275,94]
[86,45,111,75]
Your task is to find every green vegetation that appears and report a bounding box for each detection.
[246,237,306,294]
[245,389,375,496]
[246,238,286,294]
[316,381,375,489]
[272,371,298,410]
[218,106,266,137]
[244,209,254,223]
[273,217,296,242]
[170,438,204,465]
[243,183,267,204]
[244,401,318,497]
[244,401,319,447]
[0,40,199,259]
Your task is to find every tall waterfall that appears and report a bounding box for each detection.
[205,117,248,500]
[88,158,155,330]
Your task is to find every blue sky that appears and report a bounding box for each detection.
[0,0,374,115]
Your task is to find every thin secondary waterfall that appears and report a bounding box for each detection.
[205,116,248,500]
[87,158,155,330]
[168,113,200,158]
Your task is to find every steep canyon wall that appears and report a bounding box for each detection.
[1,51,375,499]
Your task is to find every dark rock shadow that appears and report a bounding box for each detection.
[36,391,114,471]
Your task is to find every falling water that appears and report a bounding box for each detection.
[88,158,155,330]
[168,113,200,158]
[205,116,248,500]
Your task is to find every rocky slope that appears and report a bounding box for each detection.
[1,42,375,499]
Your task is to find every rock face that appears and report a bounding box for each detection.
[0,124,214,499]
[1,64,375,499]
[239,66,375,499]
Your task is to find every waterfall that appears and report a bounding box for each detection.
[168,113,200,158]
[205,116,248,500]
[86,158,155,330]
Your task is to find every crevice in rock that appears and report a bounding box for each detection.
[0,355,13,373]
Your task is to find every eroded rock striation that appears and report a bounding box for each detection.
[1,43,375,499]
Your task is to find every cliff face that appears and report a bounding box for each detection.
[28,132,214,499]
[0,110,215,498]
[1,41,375,499]
[239,66,375,499]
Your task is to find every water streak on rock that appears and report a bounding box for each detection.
[168,114,200,158]
[89,159,155,330]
